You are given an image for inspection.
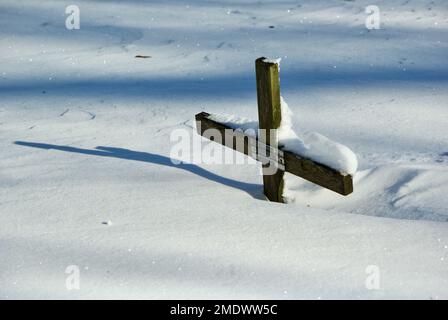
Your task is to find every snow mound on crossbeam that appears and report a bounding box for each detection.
[206,97,357,175]
[279,97,358,175]
[207,114,258,136]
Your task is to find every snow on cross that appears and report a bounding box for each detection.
[196,57,354,203]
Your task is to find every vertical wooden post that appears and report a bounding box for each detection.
[255,57,285,203]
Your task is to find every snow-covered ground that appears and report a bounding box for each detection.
[1,0,447,299]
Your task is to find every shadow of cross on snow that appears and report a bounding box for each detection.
[13,141,263,199]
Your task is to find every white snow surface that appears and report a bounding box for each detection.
[1,0,448,299]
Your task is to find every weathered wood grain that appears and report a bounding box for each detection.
[255,57,285,202]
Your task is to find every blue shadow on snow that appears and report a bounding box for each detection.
[14,141,263,199]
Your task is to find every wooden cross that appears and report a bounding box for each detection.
[195,57,353,203]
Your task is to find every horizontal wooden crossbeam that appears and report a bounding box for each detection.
[195,111,353,196]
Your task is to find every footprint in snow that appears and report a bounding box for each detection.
[58,109,96,121]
